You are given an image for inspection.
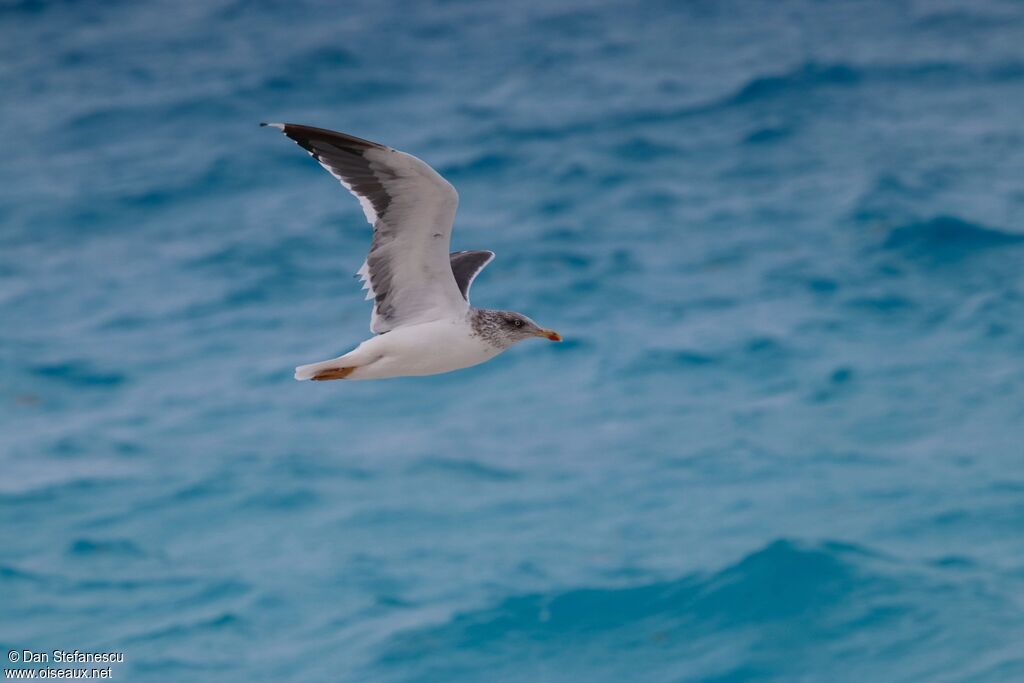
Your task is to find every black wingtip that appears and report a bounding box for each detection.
[259,122,268,127]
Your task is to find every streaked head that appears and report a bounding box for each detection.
[499,311,562,342]
[472,309,562,348]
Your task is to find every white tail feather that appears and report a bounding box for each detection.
[295,339,381,381]
[295,358,345,381]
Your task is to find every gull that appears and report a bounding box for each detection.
[262,123,562,381]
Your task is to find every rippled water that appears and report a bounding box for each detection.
[3,0,1024,680]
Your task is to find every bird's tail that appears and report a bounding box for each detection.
[295,357,354,381]
[295,342,378,381]
[295,336,384,381]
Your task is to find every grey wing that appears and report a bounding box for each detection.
[449,250,495,303]
[264,122,466,334]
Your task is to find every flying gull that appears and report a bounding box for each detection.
[262,123,562,381]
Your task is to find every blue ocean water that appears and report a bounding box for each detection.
[3,0,1024,680]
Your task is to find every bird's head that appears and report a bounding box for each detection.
[474,309,562,347]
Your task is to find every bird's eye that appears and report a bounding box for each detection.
[514,319,524,328]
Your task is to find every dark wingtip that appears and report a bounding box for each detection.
[259,122,268,127]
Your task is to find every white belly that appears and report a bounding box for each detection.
[345,318,502,380]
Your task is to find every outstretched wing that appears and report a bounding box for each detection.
[449,250,495,304]
[264,122,466,334]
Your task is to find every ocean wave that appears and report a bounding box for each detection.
[883,215,1024,251]
[124,611,246,644]
[728,63,863,105]
[742,124,793,145]
[630,335,791,376]
[30,360,126,387]
[238,486,320,511]
[375,538,1021,680]
[477,57,1024,147]
[724,60,1024,107]
[0,563,50,585]
[611,137,683,161]
[406,457,522,482]
[67,538,145,558]
[379,540,880,656]
[438,152,516,180]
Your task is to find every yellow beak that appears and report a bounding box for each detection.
[536,328,562,342]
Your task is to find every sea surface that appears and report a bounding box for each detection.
[2,0,1024,680]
